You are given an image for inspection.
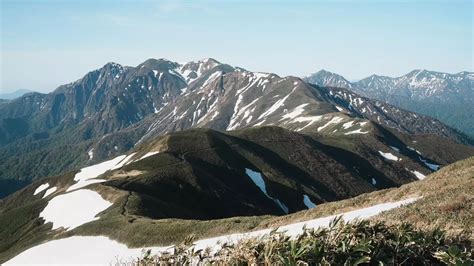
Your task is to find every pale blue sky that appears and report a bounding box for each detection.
[1,0,472,93]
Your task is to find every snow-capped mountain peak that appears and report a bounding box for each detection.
[303,69,474,136]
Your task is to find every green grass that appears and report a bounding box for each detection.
[73,156,474,250]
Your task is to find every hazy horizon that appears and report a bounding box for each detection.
[1,0,472,93]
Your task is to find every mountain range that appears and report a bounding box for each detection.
[1,57,474,263]
[303,69,474,137]
[1,58,472,198]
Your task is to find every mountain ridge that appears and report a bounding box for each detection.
[303,69,474,136]
[0,58,472,199]
[1,125,473,263]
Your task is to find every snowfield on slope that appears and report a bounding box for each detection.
[67,153,135,192]
[40,189,113,230]
[378,151,399,161]
[6,197,419,265]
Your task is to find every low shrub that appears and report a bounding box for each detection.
[134,217,473,265]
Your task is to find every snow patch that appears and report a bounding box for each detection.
[317,117,343,132]
[378,151,399,161]
[303,194,317,209]
[87,148,94,160]
[419,157,439,171]
[281,103,309,120]
[34,183,50,195]
[293,116,323,131]
[67,155,128,192]
[344,129,369,135]
[245,168,289,214]
[257,88,296,120]
[40,189,112,230]
[201,71,222,89]
[280,197,418,237]
[138,151,160,161]
[342,121,354,129]
[3,236,152,265]
[42,187,57,198]
[407,169,426,180]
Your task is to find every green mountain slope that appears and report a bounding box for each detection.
[1,126,473,262]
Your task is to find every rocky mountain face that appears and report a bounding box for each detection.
[303,70,474,136]
[0,58,472,198]
[1,124,474,262]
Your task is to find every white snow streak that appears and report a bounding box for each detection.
[293,116,323,131]
[257,87,296,120]
[138,151,160,161]
[419,157,439,171]
[42,187,57,198]
[407,169,426,180]
[378,151,399,161]
[317,117,343,132]
[344,129,369,135]
[281,103,309,120]
[342,121,354,129]
[303,194,317,209]
[88,148,94,160]
[201,71,222,89]
[34,183,50,195]
[245,168,289,214]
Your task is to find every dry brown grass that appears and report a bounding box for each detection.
[108,170,144,179]
[256,156,474,238]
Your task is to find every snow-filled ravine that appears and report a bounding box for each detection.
[5,197,419,265]
[245,168,289,213]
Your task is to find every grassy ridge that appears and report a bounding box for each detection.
[1,130,472,263]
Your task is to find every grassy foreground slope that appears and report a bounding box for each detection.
[259,156,474,239]
[115,154,474,247]
[134,156,474,265]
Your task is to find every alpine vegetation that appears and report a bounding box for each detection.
[137,218,473,265]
